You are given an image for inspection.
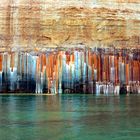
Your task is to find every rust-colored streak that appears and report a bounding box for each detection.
[0,55,3,72]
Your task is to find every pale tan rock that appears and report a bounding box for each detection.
[0,1,140,51]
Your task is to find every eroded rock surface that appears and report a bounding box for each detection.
[0,0,140,51]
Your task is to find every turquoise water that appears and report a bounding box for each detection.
[0,94,140,140]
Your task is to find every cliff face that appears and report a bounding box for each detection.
[0,0,140,51]
[0,1,139,94]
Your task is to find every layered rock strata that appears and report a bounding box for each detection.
[0,1,140,51]
[0,0,139,94]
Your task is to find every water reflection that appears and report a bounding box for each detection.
[0,95,140,140]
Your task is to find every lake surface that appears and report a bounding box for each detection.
[0,94,140,140]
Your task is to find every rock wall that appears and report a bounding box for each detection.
[0,0,140,51]
[0,48,139,94]
[0,0,139,94]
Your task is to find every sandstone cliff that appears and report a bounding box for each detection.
[0,0,140,51]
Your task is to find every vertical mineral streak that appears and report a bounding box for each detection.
[0,48,139,94]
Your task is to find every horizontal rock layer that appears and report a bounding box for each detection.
[0,0,140,51]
